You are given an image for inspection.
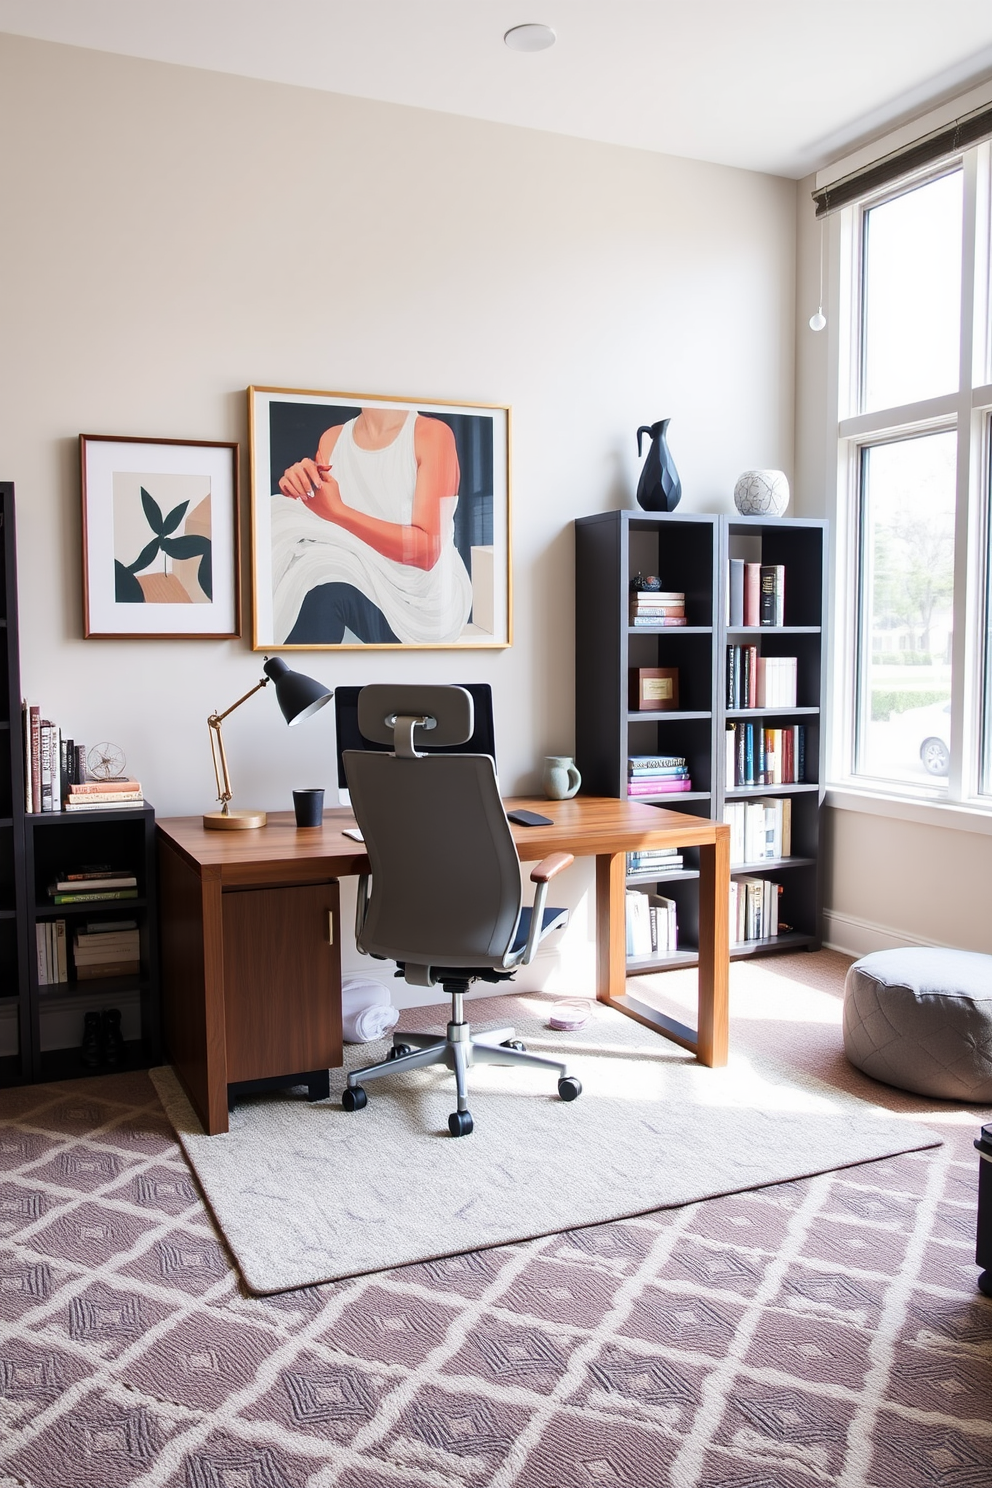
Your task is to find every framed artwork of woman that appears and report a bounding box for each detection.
[249,387,511,650]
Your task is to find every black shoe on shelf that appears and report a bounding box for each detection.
[81,1010,102,1068]
[101,1008,126,1067]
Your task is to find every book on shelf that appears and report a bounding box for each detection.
[630,615,688,627]
[755,656,797,708]
[759,565,785,626]
[68,778,141,796]
[51,888,139,904]
[629,754,688,769]
[627,779,690,791]
[52,875,137,893]
[64,791,143,806]
[627,765,689,778]
[729,876,782,943]
[64,797,145,812]
[744,563,761,626]
[81,917,138,934]
[75,962,141,981]
[35,920,68,985]
[724,797,792,864]
[728,559,745,626]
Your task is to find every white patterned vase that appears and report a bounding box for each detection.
[733,469,790,517]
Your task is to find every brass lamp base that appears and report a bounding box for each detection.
[203,809,268,831]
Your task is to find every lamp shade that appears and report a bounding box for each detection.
[263,656,333,725]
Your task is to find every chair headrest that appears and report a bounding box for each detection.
[356,684,474,755]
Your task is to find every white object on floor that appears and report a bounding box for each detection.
[341,974,399,1043]
[549,997,593,1031]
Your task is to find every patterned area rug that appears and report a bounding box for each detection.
[0,950,990,1488]
[151,986,939,1293]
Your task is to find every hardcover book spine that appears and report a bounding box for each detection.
[744,563,761,626]
[30,705,41,814]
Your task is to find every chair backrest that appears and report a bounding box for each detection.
[344,685,522,969]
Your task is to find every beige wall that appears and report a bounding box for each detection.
[0,33,797,987]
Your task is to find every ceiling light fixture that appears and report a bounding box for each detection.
[504,23,556,52]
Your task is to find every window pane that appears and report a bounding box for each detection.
[862,172,962,412]
[856,433,956,787]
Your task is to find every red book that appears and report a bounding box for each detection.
[744,563,761,626]
[782,729,794,783]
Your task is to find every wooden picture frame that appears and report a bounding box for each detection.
[80,435,240,639]
[248,386,511,650]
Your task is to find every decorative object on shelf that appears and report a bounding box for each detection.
[635,419,682,512]
[543,755,581,801]
[87,741,127,780]
[733,469,790,517]
[630,666,679,711]
[248,386,511,650]
[80,434,240,639]
[205,657,333,831]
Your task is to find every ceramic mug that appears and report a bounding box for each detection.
[543,755,581,800]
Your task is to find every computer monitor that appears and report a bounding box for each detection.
[334,682,497,801]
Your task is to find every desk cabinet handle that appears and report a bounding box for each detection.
[328,912,334,945]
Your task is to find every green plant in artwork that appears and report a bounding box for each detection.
[115,488,212,603]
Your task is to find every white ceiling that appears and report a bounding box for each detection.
[2,1,992,178]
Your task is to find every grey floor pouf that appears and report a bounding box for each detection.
[843,947,992,1101]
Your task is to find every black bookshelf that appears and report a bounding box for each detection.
[0,485,29,1084]
[575,509,827,973]
[24,805,161,1082]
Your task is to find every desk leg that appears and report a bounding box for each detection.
[696,830,730,1067]
[595,850,627,1004]
[595,833,729,1068]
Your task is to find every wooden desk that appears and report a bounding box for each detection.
[157,796,729,1134]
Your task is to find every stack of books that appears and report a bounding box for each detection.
[36,919,67,985]
[64,779,144,812]
[729,877,782,943]
[629,589,686,627]
[72,920,140,981]
[726,649,798,708]
[625,889,678,956]
[727,561,785,627]
[22,703,89,812]
[626,847,684,879]
[49,868,139,906]
[627,755,692,796]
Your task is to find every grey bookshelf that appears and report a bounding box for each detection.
[575,508,827,974]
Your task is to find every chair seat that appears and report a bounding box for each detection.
[511,905,567,954]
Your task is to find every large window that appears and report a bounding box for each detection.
[834,147,992,808]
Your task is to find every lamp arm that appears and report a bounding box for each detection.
[207,676,270,810]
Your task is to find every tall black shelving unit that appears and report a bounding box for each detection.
[575,508,827,975]
[25,805,161,1081]
[0,485,30,1083]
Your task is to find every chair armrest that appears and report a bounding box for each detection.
[530,852,574,883]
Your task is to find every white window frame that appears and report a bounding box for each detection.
[825,138,992,831]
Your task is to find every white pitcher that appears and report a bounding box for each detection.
[543,755,581,800]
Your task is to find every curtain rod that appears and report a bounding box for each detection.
[812,100,992,218]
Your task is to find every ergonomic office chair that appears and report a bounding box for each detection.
[342,683,582,1137]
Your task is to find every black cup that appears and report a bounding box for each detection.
[293,788,325,827]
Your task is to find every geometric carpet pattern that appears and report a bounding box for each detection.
[1,962,991,1485]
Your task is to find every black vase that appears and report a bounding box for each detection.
[635,419,682,512]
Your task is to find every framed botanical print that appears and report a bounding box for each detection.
[80,435,240,638]
[248,386,511,649]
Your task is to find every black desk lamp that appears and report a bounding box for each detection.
[204,656,333,830]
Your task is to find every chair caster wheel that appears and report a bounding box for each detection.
[558,1076,582,1102]
[501,1039,527,1052]
[388,1044,413,1060]
[448,1110,474,1137]
[342,1086,368,1111]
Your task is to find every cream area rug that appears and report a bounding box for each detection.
[150,977,940,1295]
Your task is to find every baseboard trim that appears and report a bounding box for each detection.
[822,910,942,958]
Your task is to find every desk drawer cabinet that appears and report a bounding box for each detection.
[222,882,341,1084]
